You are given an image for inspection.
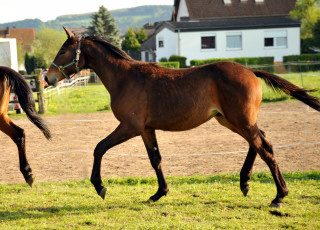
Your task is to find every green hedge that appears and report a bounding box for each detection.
[169,55,187,68]
[190,57,274,66]
[158,61,180,69]
[283,53,320,62]
[283,54,320,72]
[190,56,274,72]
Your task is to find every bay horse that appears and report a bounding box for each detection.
[46,27,320,207]
[0,66,51,187]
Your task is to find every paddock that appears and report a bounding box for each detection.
[0,101,319,184]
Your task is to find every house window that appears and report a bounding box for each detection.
[158,39,164,48]
[201,36,216,49]
[226,33,242,49]
[264,30,287,48]
[264,38,274,47]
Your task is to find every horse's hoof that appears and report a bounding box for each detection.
[241,186,250,197]
[99,187,107,200]
[144,198,154,204]
[269,202,281,208]
[26,176,35,188]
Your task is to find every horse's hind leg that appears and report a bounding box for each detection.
[242,125,288,207]
[215,115,257,196]
[141,129,168,202]
[215,115,288,207]
[0,115,34,187]
[240,146,257,196]
[240,129,266,196]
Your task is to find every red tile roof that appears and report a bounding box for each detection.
[0,28,35,52]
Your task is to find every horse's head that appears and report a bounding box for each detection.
[46,26,85,86]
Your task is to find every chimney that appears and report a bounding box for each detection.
[5,27,10,37]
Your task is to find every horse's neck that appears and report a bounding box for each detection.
[84,43,130,94]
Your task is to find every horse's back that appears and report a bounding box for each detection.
[143,62,262,131]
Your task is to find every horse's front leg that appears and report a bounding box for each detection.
[141,129,168,202]
[90,122,140,199]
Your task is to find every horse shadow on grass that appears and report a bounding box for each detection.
[0,204,97,222]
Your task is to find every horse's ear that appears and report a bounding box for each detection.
[63,26,75,41]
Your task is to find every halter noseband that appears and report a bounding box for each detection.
[51,37,82,80]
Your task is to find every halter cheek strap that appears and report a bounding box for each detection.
[51,38,82,80]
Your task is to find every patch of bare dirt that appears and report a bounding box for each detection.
[0,101,319,184]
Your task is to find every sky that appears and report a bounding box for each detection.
[0,0,174,24]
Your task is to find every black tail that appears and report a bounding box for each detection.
[253,70,320,112]
[0,67,51,139]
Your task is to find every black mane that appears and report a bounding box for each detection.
[84,36,135,62]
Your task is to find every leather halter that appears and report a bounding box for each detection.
[51,37,82,80]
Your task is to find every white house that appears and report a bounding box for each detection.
[141,0,301,65]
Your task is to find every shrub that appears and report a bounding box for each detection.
[169,55,187,68]
[159,57,168,62]
[283,53,320,72]
[190,57,274,72]
[158,61,180,69]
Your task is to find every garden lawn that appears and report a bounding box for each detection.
[0,172,319,229]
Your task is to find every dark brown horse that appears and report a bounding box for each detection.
[0,67,51,186]
[46,27,320,207]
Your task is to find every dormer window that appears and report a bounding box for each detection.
[223,0,232,5]
[255,0,264,3]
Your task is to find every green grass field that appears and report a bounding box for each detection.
[0,172,319,229]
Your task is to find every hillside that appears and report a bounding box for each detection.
[0,5,172,34]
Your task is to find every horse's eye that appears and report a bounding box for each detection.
[60,50,66,55]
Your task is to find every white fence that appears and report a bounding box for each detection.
[44,73,90,99]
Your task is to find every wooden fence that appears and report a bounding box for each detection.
[20,68,47,114]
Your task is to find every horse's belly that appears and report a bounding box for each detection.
[147,107,221,131]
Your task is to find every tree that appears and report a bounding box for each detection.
[24,52,47,74]
[312,18,320,47]
[134,26,148,44]
[121,27,141,51]
[31,28,66,67]
[87,6,121,46]
[25,28,66,73]
[290,0,320,39]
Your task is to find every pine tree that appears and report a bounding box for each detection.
[87,6,121,46]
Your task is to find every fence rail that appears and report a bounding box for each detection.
[44,75,90,98]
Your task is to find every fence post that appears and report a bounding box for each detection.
[34,68,47,114]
